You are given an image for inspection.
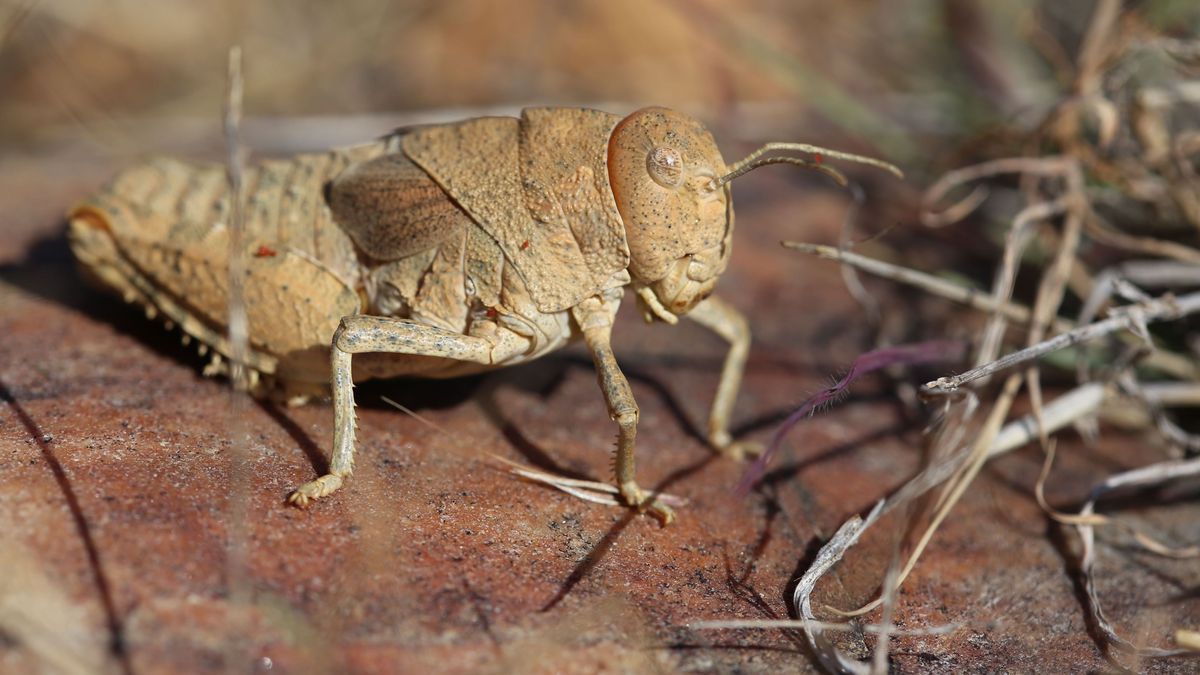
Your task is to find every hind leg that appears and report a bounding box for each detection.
[287,315,493,506]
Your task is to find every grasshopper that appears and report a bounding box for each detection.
[69,107,899,522]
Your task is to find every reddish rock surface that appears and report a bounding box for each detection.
[2,146,1197,674]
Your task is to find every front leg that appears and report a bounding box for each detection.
[573,298,675,524]
[288,315,493,506]
[687,296,761,460]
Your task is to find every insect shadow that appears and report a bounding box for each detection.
[539,450,719,613]
[484,348,817,483]
[654,488,813,660]
[258,371,504,479]
[359,342,771,483]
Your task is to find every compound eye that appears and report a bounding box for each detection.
[646,146,683,188]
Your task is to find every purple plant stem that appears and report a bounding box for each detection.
[737,340,967,496]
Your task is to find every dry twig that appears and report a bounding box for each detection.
[1075,457,1200,659]
[923,291,1200,395]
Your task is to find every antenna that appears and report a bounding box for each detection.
[710,142,903,191]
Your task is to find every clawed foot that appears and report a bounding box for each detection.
[619,481,676,525]
[287,473,344,507]
[709,431,765,461]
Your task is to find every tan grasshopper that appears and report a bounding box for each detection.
[69,107,899,522]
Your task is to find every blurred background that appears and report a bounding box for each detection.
[0,0,1188,157]
[2,0,1197,256]
[0,0,1189,276]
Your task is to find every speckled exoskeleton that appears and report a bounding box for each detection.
[69,106,899,522]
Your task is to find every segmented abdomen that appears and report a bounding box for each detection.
[97,138,406,287]
[69,138,410,385]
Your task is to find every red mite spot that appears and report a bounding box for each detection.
[813,153,823,164]
[254,245,277,258]
[520,240,530,250]
[486,307,498,319]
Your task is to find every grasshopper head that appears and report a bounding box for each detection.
[607,107,733,321]
[607,107,904,323]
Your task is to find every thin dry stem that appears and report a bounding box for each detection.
[1022,182,1086,470]
[923,291,1200,395]
[921,156,1078,227]
[1140,382,1200,406]
[1076,260,1200,382]
[1074,0,1122,96]
[380,395,450,435]
[833,374,1025,618]
[784,242,1199,380]
[1076,457,1200,658]
[783,242,1056,327]
[990,382,1107,458]
[1083,212,1200,264]
[1034,440,1108,526]
[222,43,253,670]
[976,197,1072,370]
[224,46,249,393]
[1130,531,1200,559]
[690,619,958,636]
[489,455,688,509]
[792,502,885,675]
[870,534,901,674]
